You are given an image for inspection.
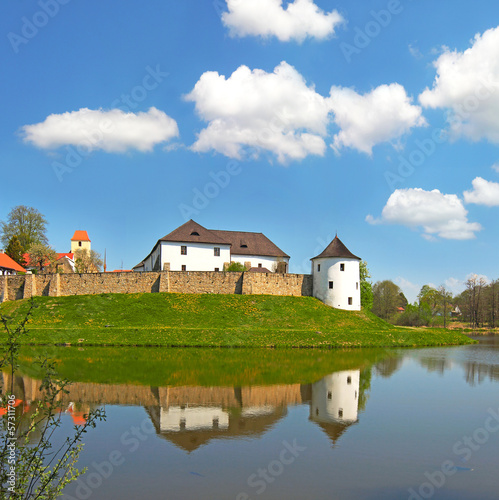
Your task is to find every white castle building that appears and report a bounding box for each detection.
[133,220,289,274]
[311,236,361,311]
[133,221,362,312]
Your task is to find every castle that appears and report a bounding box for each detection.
[0,221,362,311]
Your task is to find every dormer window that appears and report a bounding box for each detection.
[190,231,199,236]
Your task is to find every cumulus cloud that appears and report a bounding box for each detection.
[186,62,425,162]
[419,26,499,143]
[184,61,331,163]
[463,177,499,206]
[21,107,179,153]
[366,188,482,240]
[329,84,426,155]
[221,0,343,42]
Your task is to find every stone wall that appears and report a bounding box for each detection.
[0,270,313,303]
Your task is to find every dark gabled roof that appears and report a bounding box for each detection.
[160,220,228,245]
[247,267,273,273]
[212,230,289,258]
[311,236,360,260]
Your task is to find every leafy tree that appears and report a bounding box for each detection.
[372,280,404,320]
[74,249,103,273]
[396,302,432,327]
[359,260,374,310]
[0,205,48,251]
[0,300,105,497]
[4,236,26,267]
[418,285,441,316]
[225,262,246,272]
[437,285,453,328]
[27,243,58,272]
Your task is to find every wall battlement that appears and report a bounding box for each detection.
[0,271,313,302]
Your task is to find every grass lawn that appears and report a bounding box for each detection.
[0,293,476,348]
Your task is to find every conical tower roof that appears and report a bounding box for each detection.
[311,236,360,260]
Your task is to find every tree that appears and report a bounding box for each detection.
[225,262,246,272]
[372,280,404,320]
[74,249,103,273]
[418,285,441,317]
[464,274,488,328]
[0,300,105,497]
[0,205,48,251]
[437,285,453,328]
[4,236,26,267]
[27,243,58,272]
[359,260,374,310]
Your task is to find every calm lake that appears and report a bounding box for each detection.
[12,336,499,500]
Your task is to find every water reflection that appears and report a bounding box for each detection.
[407,335,499,386]
[2,368,365,450]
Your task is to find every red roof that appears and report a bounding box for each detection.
[71,230,91,242]
[0,253,26,273]
[23,253,74,268]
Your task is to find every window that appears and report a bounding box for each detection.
[327,391,332,400]
[317,264,320,272]
[356,282,359,290]
[78,241,82,247]
[181,246,187,255]
[181,265,186,271]
[258,263,262,268]
[190,231,199,236]
[348,297,353,305]
[214,267,219,272]
[338,409,343,418]
[347,376,352,385]
[214,247,220,256]
[329,281,333,289]
[340,263,345,271]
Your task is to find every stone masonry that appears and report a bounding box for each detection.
[0,271,313,302]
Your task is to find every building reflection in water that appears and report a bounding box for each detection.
[2,369,362,450]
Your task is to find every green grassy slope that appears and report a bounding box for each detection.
[0,293,475,348]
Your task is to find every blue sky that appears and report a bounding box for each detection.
[2,0,499,302]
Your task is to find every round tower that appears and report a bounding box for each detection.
[311,235,361,311]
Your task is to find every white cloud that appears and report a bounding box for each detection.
[366,188,482,240]
[463,177,499,206]
[395,276,421,303]
[329,84,426,155]
[492,162,499,173]
[184,62,331,163]
[419,26,499,143]
[444,277,465,296]
[21,107,179,153]
[408,44,423,60]
[186,62,426,162]
[221,0,343,42]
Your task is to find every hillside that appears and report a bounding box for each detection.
[0,293,475,348]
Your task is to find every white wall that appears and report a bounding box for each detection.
[160,406,229,432]
[310,370,360,424]
[312,257,361,310]
[230,255,289,272]
[161,241,231,271]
